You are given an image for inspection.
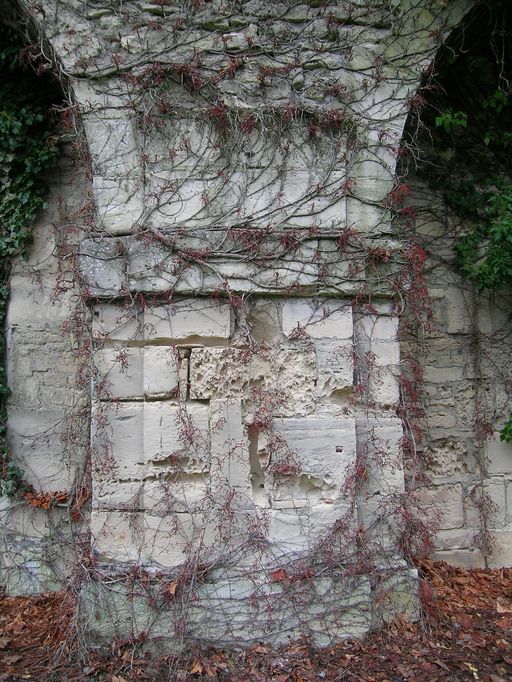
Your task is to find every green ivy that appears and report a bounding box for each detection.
[0,24,60,497]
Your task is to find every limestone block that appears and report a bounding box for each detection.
[93,480,144,511]
[309,501,357,545]
[444,286,473,334]
[488,531,512,568]
[144,300,232,340]
[189,346,316,415]
[91,510,143,562]
[281,298,353,339]
[434,528,478,551]
[246,300,281,343]
[356,418,405,497]
[92,304,141,342]
[7,407,76,492]
[355,313,399,342]
[143,475,209,515]
[142,512,215,567]
[267,508,311,553]
[143,117,221,173]
[143,346,181,397]
[485,436,512,474]
[84,112,139,178]
[0,498,70,539]
[144,403,210,469]
[93,176,144,235]
[92,402,144,482]
[80,238,127,296]
[415,484,464,530]
[127,239,183,293]
[94,347,143,399]
[210,399,251,494]
[432,548,485,569]
[464,480,506,529]
[315,339,354,398]
[274,418,356,492]
[424,365,464,383]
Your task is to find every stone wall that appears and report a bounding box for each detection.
[1,0,511,650]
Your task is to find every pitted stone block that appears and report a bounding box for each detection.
[189,346,317,415]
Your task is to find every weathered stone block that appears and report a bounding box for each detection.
[274,417,356,492]
[144,402,210,469]
[315,339,354,398]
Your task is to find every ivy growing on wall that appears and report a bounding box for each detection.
[0,24,60,496]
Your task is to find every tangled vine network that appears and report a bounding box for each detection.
[0,0,511,669]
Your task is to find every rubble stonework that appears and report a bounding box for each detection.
[0,0,510,650]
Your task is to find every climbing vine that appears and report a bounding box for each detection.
[0,24,60,497]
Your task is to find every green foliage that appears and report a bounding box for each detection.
[434,108,467,134]
[0,24,60,497]
[501,416,512,444]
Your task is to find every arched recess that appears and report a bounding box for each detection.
[398,1,512,569]
[0,0,94,594]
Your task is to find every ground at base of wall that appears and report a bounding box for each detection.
[0,559,511,681]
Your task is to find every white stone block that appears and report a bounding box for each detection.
[143,346,181,397]
[92,304,141,341]
[144,476,208,515]
[144,403,210,468]
[267,509,311,553]
[94,347,143,399]
[144,299,232,340]
[93,176,144,235]
[282,299,353,339]
[91,510,143,562]
[485,436,512,474]
[356,418,405,496]
[210,399,251,493]
[143,512,215,567]
[92,402,144,482]
[315,339,354,397]
[464,480,506,529]
[355,314,399,342]
[275,418,356,491]
[415,484,464,530]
